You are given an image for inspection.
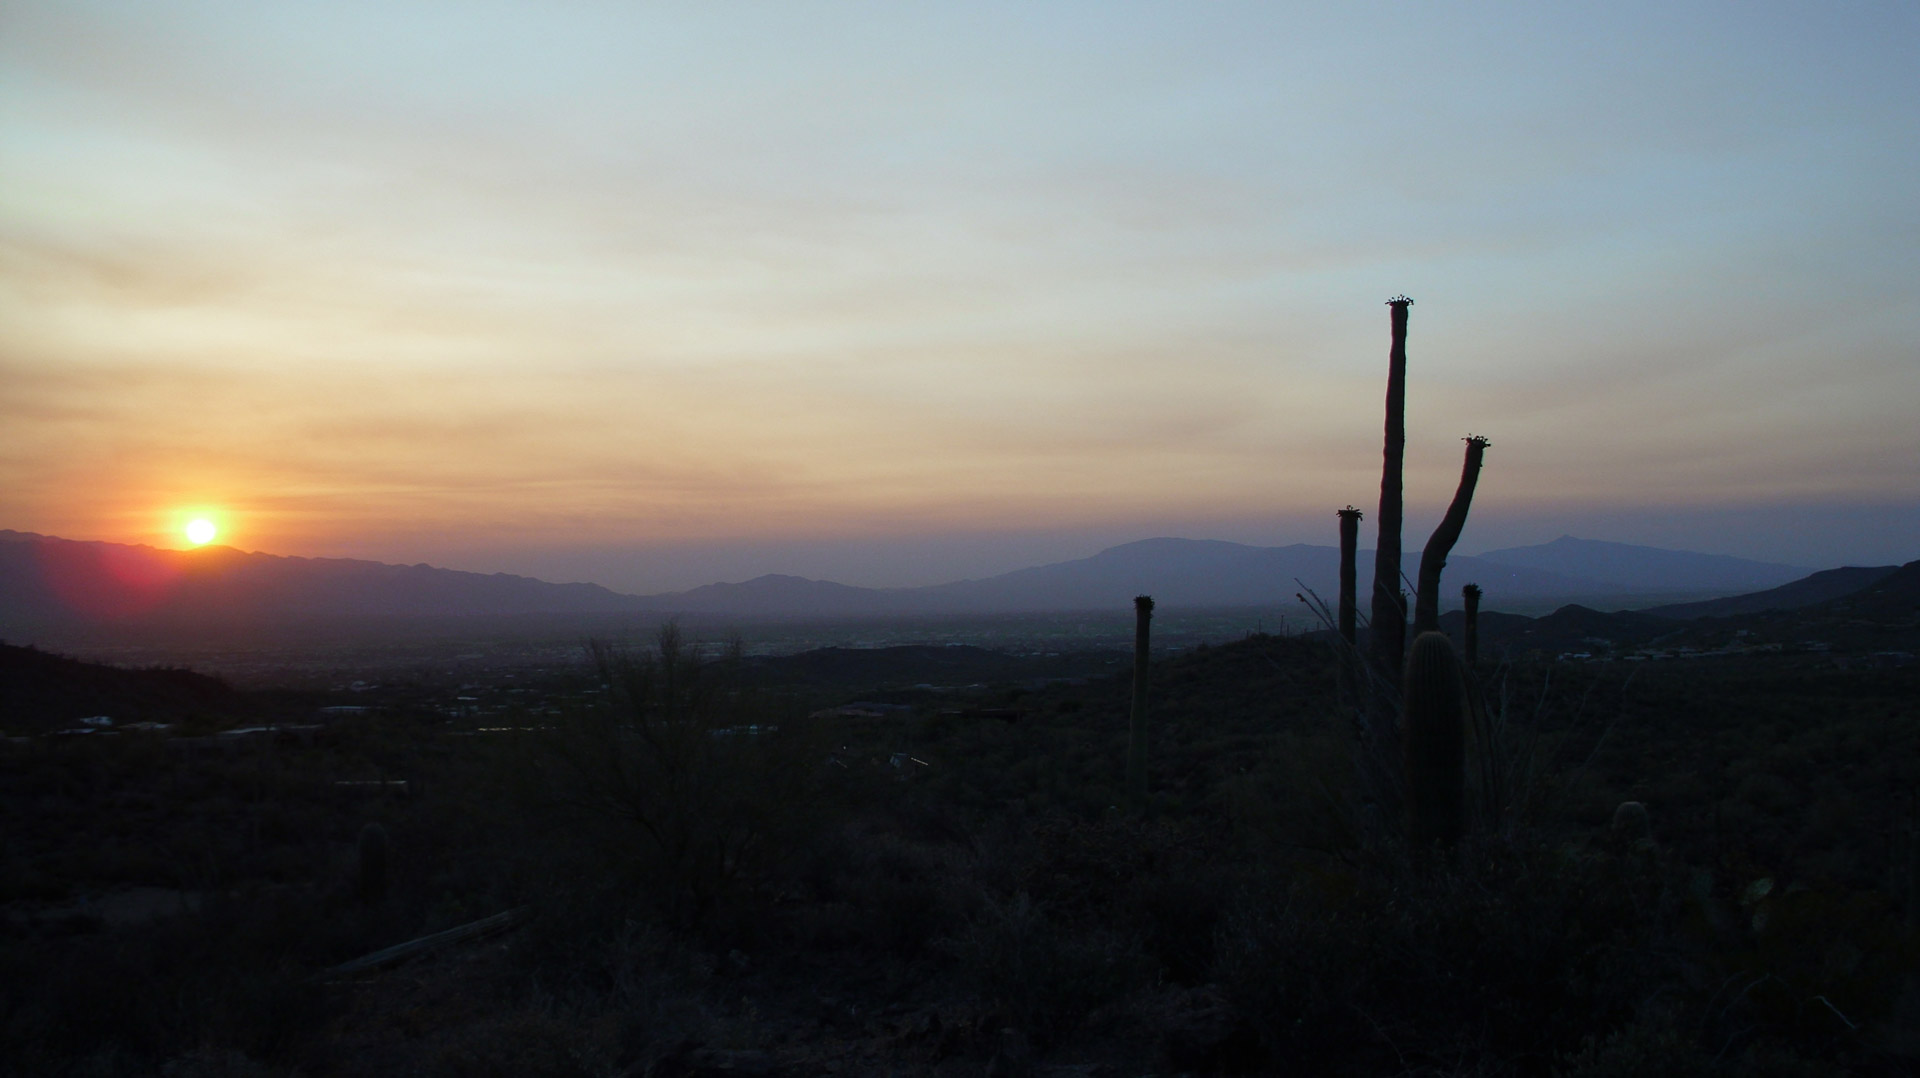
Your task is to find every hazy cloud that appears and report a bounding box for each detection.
[3,2,1916,579]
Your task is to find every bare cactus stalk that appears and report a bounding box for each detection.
[1370,297,1412,682]
[1337,506,1363,647]
[1461,583,1482,667]
[1403,631,1466,851]
[1413,435,1491,633]
[1127,595,1153,812]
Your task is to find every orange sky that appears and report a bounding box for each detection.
[3,4,1917,590]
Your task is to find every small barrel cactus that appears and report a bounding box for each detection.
[1612,800,1649,839]
[1403,631,1466,850]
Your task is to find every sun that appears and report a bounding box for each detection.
[185,518,217,546]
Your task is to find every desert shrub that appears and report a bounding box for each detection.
[1553,1014,1717,1078]
[941,891,1154,1047]
[1555,1016,1853,1078]
[1218,838,1664,1075]
[0,891,333,1069]
[527,625,833,930]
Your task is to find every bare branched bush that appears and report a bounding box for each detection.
[534,623,828,928]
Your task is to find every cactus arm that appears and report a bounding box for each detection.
[1413,436,1490,634]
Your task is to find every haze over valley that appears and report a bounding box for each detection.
[5,7,1919,1074]
[0,526,1833,628]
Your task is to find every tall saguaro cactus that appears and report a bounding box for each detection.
[1128,595,1153,811]
[1337,506,1363,647]
[1413,436,1491,633]
[1370,297,1413,681]
[1403,631,1466,850]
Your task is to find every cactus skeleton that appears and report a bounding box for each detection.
[1370,297,1412,682]
[1337,506,1363,647]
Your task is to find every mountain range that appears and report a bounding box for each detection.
[0,528,1832,628]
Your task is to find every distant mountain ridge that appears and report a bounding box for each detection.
[0,527,1844,628]
[1472,535,1808,593]
[0,530,649,624]
[1437,555,1920,658]
[1643,565,1900,619]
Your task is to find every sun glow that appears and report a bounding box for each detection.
[185,518,217,546]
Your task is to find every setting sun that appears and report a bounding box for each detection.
[185,519,217,546]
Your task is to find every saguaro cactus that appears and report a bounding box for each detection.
[1127,595,1153,811]
[1370,297,1412,681]
[1413,435,1491,633]
[1461,583,1482,667]
[1337,506,1363,647]
[1403,631,1466,850]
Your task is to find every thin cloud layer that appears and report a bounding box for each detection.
[2,3,1916,583]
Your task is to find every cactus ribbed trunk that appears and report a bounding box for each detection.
[1370,298,1411,682]
[1413,436,1490,633]
[1337,507,1362,647]
[1461,583,1482,668]
[1403,631,1466,851]
[1127,595,1153,811]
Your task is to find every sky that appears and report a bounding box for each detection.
[2,2,1917,593]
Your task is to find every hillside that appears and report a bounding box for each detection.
[1,529,1864,628]
[1643,564,1899,619]
[1805,558,1920,623]
[0,642,262,736]
[1432,557,1920,659]
[0,530,654,626]
[1471,535,1808,592]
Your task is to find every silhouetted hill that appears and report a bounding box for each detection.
[904,538,1614,615]
[640,538,1624,616]
[1809,559,1920,623]
[1428,557,1920,658]
[1473,535,1807,593]
[0,642,258,735]
[1643,565,1900,619]
[0,530,653,627]
[745,644,1120,688]
[1,529,1860,628]
[1435,604,1681,657]
[659,574,907,618]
